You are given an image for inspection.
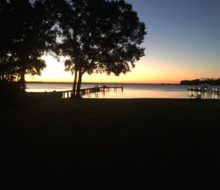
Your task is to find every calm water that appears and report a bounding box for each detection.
[26,83,220,99]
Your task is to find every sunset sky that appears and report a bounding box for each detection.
[27,0,220,84]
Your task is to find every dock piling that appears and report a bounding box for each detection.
[59,85,124,98]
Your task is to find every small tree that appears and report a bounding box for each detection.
[58,0,146,97]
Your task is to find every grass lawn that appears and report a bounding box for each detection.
[1,98,220,189]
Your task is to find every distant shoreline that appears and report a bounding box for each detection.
[180,78,220,85]
[26,81,179,85]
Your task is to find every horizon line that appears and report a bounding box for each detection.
[26,81,179,85]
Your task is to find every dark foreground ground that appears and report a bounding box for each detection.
[1,98,220,189]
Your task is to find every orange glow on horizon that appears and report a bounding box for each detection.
[25,55,220,84]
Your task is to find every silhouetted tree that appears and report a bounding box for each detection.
[0,0,57,90]
[58,0,146,97]
[180,78,220,85]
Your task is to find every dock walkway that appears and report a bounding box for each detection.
[62,85,123,98]
[34,85,124,98]
[188,85,220,97]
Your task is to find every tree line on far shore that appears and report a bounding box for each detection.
[0,0,146,98]
[180,78,220,85]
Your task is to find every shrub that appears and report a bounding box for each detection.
[0,80,25,106]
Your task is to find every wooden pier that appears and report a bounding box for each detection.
[188,85,220,98]
[188,86,220,94]
[35,85,124,99]
[61,85,123,98]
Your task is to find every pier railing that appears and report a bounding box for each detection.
[188,85,220,99]
[61,85,123,98]
[188,86,220,95]
[29,85,124,99]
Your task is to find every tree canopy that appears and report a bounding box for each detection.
[0,0,146,97]
[58,0,146,97]
[0,0,57,90]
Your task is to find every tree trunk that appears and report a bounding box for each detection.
[72,69,78,97]
[76,70,82,97]
[1,71,4,80]
[20,70,26,92]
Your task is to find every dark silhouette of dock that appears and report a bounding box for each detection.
[188,85,220,94]
[28,85,124,98]
[62,85,124,98]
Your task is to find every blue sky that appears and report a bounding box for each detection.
[126,0,220,78]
